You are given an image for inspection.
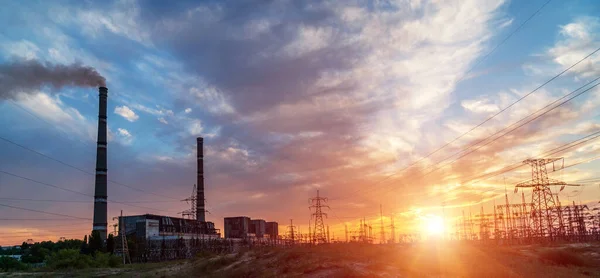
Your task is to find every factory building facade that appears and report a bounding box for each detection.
[224,217,278,239]
[116,137,220,241]
[250,219,266,238]
[266,222,279,239]
[119,214,219,240]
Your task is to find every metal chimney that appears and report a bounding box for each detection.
[196,137,205,222]
[93,87,108,241]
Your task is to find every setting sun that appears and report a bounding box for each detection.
[424,216,445,235]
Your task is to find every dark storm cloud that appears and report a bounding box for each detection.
[0,59,106,100]
[143,0,363,115]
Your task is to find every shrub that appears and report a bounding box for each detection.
[91,252,122,268]
[46,250,123,270]
[92,252,110,268]
[46,249,92,269]
[539,249,588,266]
[0,256,29,271]
[108,254,123,268]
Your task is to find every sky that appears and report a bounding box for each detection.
[1,0,600,245]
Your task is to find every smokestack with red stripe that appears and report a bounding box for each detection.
[196,137,205,222]
[93,86,108,241]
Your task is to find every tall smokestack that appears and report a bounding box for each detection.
[196,137,205,222]
[93,87,108,241]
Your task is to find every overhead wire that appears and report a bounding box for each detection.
[329,129,600,223]
[0,135,181,200]
[341,70,600,201]
[0,169,182,215]
[332,1,562,200]
[0,197,180,203]
[419,78,600,178]
[334,45,600,201]
[0,203,90,220]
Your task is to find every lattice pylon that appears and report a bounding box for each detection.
[515,158,578,239]
[180,184,197,220]
[309,190,329,244]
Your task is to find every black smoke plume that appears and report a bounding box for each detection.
[0,59,106,99]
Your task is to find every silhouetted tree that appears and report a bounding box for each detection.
[88,231,104,255]
[106,234,115,254]
[80,235,90,255]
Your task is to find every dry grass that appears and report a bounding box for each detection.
[5,243,600,277]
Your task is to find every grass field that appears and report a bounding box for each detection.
[3,242,600,277]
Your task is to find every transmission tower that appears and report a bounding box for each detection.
[389,213,396,244]
[345,224,349,243]
[309,190,329,244]
[379,204,386,244]
[180,184,197,219]
[515,158,578,239]
[287,219,296,244]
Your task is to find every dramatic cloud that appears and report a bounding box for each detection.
[0,59,106,100]
[114,105,139,122]
[2,0,600,244]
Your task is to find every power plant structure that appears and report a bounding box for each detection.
[116,137,221,261]
[83,84,598,262]
[223,216,279,240]
[93,86,108,241]
[88,86,222,260]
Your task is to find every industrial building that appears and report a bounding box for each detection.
[117,136,219,240]
[224,216,251,239]
[251,219,266,238]
[119,214,219,240]
[224,217,278,239]
[266,222,279,239]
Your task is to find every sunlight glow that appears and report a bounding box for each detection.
[424,216,445,235]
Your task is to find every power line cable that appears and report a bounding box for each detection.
[417,79,600,179]
[0,219,90,222]
[334,46,600,201]
[0,197,180,203]
[331,0,562,200]
[460,0,553,82]
[8,100,97,155]
[0,169,182,215]
[0,203,90,220]
[341,72,600,201]
[0,135,181,200]
[367,127,600,219]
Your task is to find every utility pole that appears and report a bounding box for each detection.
[327,225,330,243]
[309,190,329,244]
[442,202,446,241]
[112,210,130,264]
[345,224,348,243]
[308,219,312,244]
[379,204,385,244]
[359,219,364,242]
[287,219,296,245]
[389,213,396,244]
[461,210,467,240]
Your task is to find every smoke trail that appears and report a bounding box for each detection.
[0,59,106,100]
